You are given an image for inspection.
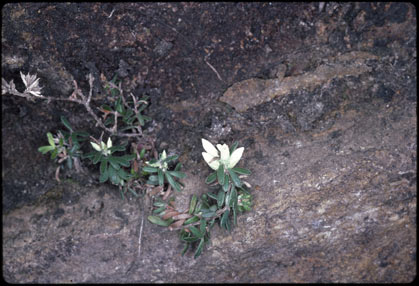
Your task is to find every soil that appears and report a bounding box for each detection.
[1,2,416,283]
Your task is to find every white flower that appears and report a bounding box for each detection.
[146,150,168,171]
[201,138,244,170]
[20,71,43,97]
[91,137,112,156]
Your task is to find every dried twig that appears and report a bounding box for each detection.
[2,73,144,138]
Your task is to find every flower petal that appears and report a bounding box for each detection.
[202,138,219,157]
[20,71,28,87]
[202,152,220,170]
[107,137,112,148]
[91,142,102,152]
[217,143,230,161]
[227,147,244,169]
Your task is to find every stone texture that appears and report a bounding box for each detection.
[219,51,378,112]
[2,2,416,283]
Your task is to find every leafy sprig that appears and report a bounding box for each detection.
[38,116,88,179]
[148,139,253,258]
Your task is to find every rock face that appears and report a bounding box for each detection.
[2,2,416,283]
[220,51,378,112]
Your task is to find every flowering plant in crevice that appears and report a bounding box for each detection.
[3,71,253,259]
[148,138,253,258]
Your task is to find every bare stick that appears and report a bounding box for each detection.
[204,59,224,83]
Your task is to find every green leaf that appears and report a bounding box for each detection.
[165,172,182,192]
[50,148,58,160]
[205,172,217,184]
[109,145,126,153]
[60,116,73,132]
[146,175,159,185]
[201,209,216,218]
[127,187,139,197]
[217,164,225,185]
[229,141,239,154]
[47,132,55,147]
[184,215,200,225]
[181,243,190,256]
[108,157,121,170]
[194,238,205,259]
[207,192,218,200]
[189,195,198,215]
[92,152,102,164]
[193,201,202,214]
[142,115,152,122]
[143,166,158,173]
[139,148,146,159]
[222,175,230,192]
[217,190,225,208]
[189,226,203,238]
[137,114,145,126]
[228,168,242,187]
[99,168,109,183]
[38,145,55,154]
[117,168,130,180]
[108,165,120,185]
[101,104,113,111]
[167,171,186,179]
[181,236,201,243]
[200,218,207,233]
[153,206,166,214]
[231,167,251,175]
[147,216,174,227]
[123,154,136,161]
[115,97,124,114]
[220,209,230,231]
[153,200,166,207]
[157,168,164,186]
[229,185,238,207]
[162,154,179,163]
[232,202,237,226]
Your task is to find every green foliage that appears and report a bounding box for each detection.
[144,150,186,192]
[38,116,88,170]
[148,139,253,259]
[33,71,253,261]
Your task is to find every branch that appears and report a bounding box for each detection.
[2,74,144,139]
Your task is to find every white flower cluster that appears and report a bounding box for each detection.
[201,138,244,170]
[91,137,112,156]
[20,71,43,97]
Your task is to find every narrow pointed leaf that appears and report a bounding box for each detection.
[194,238,205,259]
[47,132,55,147]
[38,145,55,154]
[60,116,73,132]
[231,167,251,175]
[147,216,174,227]
[189,194,198,215]
[228,168,242,187]
[168,171,186,179]
[217,164,225,185]
[181,243,190,256]
[217,190,225,208]
[189,226,203,238]
[184,215,200,225]
[229,141,239,154]
[205,172,217,184]
[165,172,182,192]
[143,166,158,173]
[157,168,164,186]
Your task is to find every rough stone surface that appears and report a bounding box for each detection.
[220,51,378,112]
[2,2,416,283]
